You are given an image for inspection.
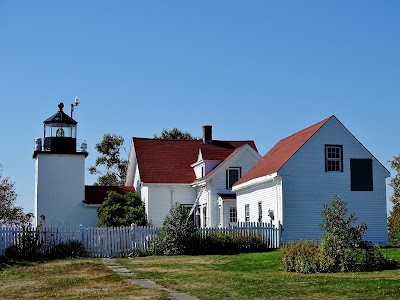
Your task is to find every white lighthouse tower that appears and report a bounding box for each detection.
[33,102,95,227]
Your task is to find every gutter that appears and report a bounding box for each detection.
[232,172,278,191]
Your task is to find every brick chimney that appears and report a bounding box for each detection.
[203,125,212,144]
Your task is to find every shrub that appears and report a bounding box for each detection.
[281,240,320,273]
[5,226,42,260]
[97,191,147,227]
[155,203,196,255]
[318,196,370,272]
[45,240,86,259]
[282,196,400,273]
[192,231,269,255]
[5,226,85,261]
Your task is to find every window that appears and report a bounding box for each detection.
[226,167,241,189]
[245,204,250,222]
[182,204,192,214]
[202,205,207,227]
[325,145,343,172]
[229,207,237,223]
[351,159,373,191]
[258,202,263,223]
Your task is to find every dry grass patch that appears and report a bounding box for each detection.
[0,258,169,300]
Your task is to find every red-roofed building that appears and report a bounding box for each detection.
[125,126,261,227]
[233,116,390,245]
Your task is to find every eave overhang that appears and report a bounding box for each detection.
[232,172,278,192]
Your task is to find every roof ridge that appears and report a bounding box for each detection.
[132,137,255,142]
[233,116,332,188]
[275,116,332,144]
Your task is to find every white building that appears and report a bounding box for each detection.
[33,102,97,227]
[125,126,261,227]
[233,116,390,245]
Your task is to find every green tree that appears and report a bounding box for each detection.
[89,134,128,186]
[153,128,198,140]
[388,155,400,245]
[319,195,368,272]
[156,203,196,255]
[320,195,367,248]
[97,191,146,227]
[0,165,25,226]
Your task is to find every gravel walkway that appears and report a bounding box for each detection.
[103,258,199,300]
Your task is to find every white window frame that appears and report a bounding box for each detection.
[202,205,207,227]
[229,207,237,223]
[245,204,250,222]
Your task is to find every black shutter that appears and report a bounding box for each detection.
[350,159,373,191]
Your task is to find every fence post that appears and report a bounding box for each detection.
[131,223,137,251]
[79,224,84,250]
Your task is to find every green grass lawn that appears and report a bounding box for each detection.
[118,248,400,300]
[1,249,400,299]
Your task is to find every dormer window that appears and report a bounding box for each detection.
[226,167,241,189]
[325,145,343,172]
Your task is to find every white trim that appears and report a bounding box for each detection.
[200,144,262,184]
[232,172,278,191]
[190,160,204,168]
[141,183,192,187]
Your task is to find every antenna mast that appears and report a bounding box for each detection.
[70,96,79,118]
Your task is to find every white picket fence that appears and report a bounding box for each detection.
[0,225,161,258]
[198,221,283,249]
[82,225,160,257]
[0,222,282,258]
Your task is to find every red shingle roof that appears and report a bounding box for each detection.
[133,138,257,184]
[234,116,331,186]
[84,185,135,205]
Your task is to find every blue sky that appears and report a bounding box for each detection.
[0,1,399,215]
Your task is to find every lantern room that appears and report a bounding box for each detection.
[43,102,77,154]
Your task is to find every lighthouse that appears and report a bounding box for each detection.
[33,102,96,227]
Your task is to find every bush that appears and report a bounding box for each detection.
[97,191,147,227]
[282,196,400,273]
[281,240,320,273]
[5,226,42,260]
[318,196,371,273]
[45,240,86,259]
[192,231,269,255]
[155,203,270,256]
[4,226,86,261]
[155,203,196,255]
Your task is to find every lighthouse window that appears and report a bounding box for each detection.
[56,127,65,137]
[46,124,76,138]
